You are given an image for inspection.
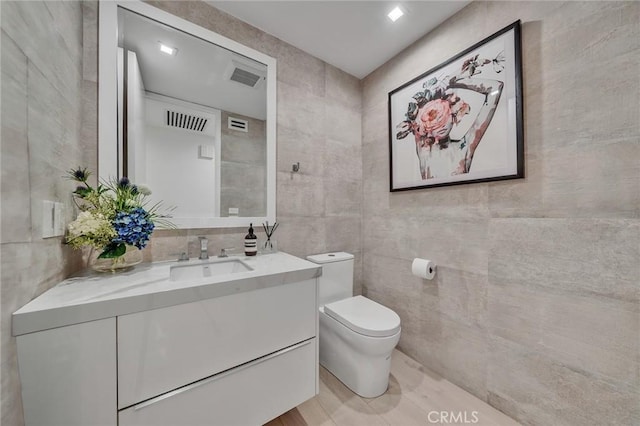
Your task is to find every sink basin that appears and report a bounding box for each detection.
[170,259,253,281]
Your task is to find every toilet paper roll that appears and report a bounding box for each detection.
[412,258,436,280]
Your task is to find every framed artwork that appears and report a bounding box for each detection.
[388,21,523,191]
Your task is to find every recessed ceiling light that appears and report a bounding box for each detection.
[387,6,404,22]
[159,43,177,56]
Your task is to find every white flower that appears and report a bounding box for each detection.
[137,184,152,196]
[67,211,111,237]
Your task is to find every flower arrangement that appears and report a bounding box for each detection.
[66,167,172,265]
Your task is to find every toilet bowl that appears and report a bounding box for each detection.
[307,253,401,398]
[319,296,401,397]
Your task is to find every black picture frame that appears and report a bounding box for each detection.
[388,20,524,192]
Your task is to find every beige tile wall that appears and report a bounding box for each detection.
[1,1,89,424]
[361,1,639,425]
[220,111,267,217]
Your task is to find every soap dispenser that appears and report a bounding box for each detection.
[244,223,257,256]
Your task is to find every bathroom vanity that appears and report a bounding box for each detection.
[13,252,321,426]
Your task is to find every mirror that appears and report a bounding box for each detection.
[99,1,276,228]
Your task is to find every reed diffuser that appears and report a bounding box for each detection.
[262,221,279,252]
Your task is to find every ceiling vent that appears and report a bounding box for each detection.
[228,116,248,132]
[166,109,208,132]
[225,59,265,89]
[230,67,262,87]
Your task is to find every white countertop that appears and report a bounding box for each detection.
[13,251,322,336]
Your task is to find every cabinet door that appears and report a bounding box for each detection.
[17,318,117,426]
[118,279,316,408]
[119,338,316,426]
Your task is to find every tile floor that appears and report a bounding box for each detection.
[266,349,520,426]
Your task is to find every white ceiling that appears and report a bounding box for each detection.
[208,1,470,79]
[119,7,268,119]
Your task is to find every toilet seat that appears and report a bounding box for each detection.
[324,295,401,338]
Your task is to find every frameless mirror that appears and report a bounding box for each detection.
[99,1,276,228]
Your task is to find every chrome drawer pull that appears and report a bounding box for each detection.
[131,339,313,411]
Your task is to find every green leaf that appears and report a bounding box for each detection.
[73,187,92,197]
[98,242,126,259]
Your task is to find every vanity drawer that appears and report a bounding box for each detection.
[117,279,316,408]
[119,338,316,426]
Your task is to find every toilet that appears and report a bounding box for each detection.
[307,252,401,398]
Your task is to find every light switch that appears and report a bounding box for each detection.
[42,200,55,238]
[53,202,65,237]
[42,201,65,238]
[198,144,214,159]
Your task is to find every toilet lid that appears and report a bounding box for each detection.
[324,296,401,338]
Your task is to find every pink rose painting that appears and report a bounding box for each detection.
[389,21,524,191]
[417,99,453,141]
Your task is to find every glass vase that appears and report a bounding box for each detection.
[90,245,142,273]
[261,238,277,254]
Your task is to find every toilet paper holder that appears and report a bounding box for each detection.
[411,258,436,280]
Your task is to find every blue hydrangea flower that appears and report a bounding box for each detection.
[112,207,155,249]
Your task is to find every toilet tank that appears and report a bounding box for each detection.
[307,252,354,306]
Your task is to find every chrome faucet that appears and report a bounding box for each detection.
[173,252,189,261]
[218,247,234,258]
[198,236,209,260]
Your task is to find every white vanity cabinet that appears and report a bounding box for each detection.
[14,253,321,426]
[117,279,317,423]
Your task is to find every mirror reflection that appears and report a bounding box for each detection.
[117,7,268,219]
